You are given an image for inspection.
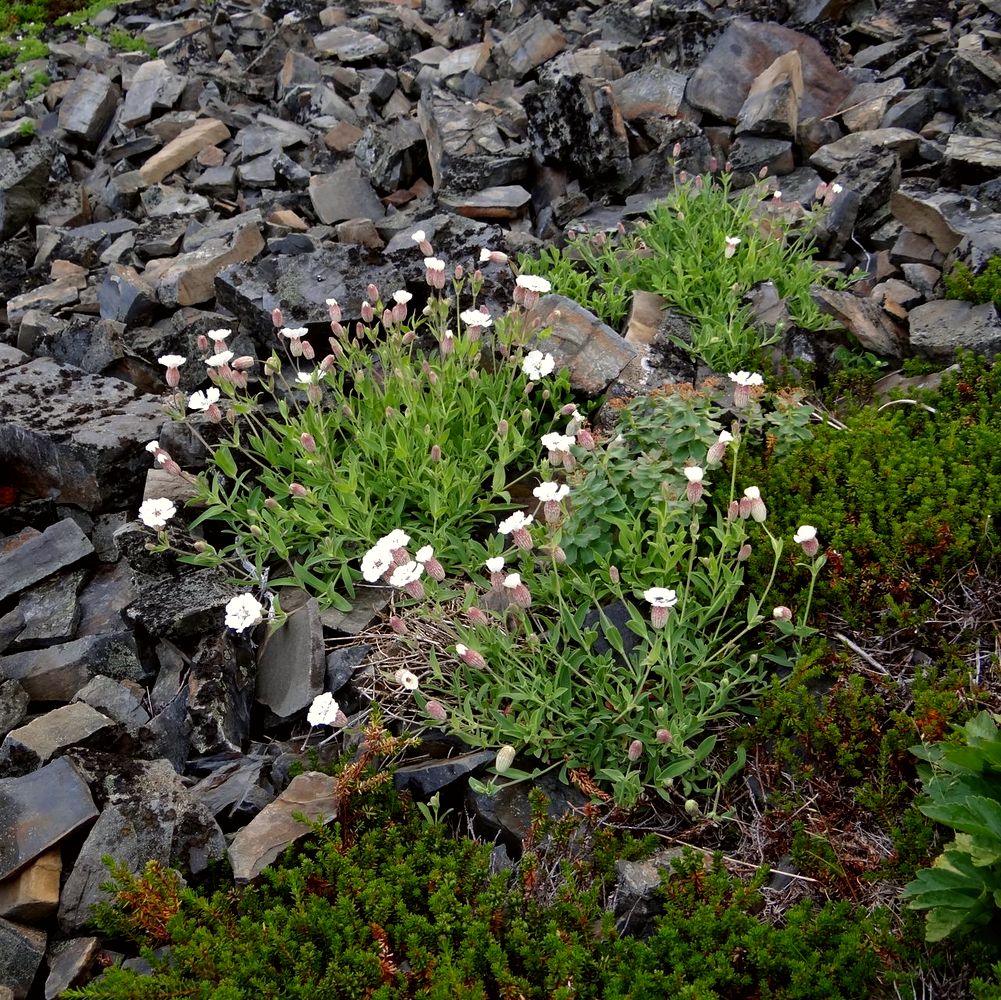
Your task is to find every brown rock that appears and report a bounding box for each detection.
[324,120,364,152]
[268,208,309,231]
[335,218,385,248]
[1,703,115,765]
[139,118,231,185]
[0,850,61,922]
[495,14,566,80]
[441,184,531,219]
[611,65,690,121]
[736,50,803,138]
[812,286,906,356]
[623,290,669,347]
[890,185,1000,255]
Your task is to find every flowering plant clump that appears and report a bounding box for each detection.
[419,376,826,809]
[150,236,570,610]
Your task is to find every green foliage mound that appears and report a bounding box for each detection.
[945,257,1001,308]
[66,784,895,1000]
[744,354,1001,622]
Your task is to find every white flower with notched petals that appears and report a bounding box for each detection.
[145,440,160,454]
[361,545,393,583]
[728,371,764,387]
[684,466,704,484]
[644,587,678,608]
[460,307,493,327]
[206,351,234,367]
[523,350,556,380]
[744,486,761,500]
[411,230,427,243]
[280,327,308,340]
[389,560,424,588]
[498,511,533,535]
[415,545,434,563]
[485,556,505,573]
[377,529,411,551]
[307,692,341,727]
[532,481,569,503]
[540,431,574,454]
[393,290,413,305]
[138,497,176,529]
[224,593,264,633]
[502,572,521,589]
[158,354,186,369]
[188,387,221,412]
[423,256,445,272]
[206,329,231,341]
[516,274,551,294]
[793,525,817,544]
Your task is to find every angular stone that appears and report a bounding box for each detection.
[0,850,61,922]
[187,632,254,756]
[831,149,902,220]
[1,703,115,768]
[685,19,850,124]
[812,287,906,357]
[523,295,638,397]
[255,596,324,719]
[394,751,495,798]
[810,128,919,174]
[839,78,905,132]
[44,936,101,999]
[466,768,585,843]
[189,753,274,821]
[441,185,531,220]
[279,49,322,93]
[124,569,239,641]
[239,116,311,156]
[0,359,163,511]
[10,568,85,650]
[309,162,385,225]
[228,771,339,883]
[139,118,231,185]
[97,264,157,327]
[318,588,390,635]
[315,25,389,62]
[890,184,1001,254]
[58,759,226,933]
[325,120,364,152]
[0,918,45,1000]
[945,134,1001,178]
[57,70,118,144]
[4,274,82,333]
[611,65,690,121]
[121,59,186,128]
[907,299,1001,360]
[74,676,150,731]
[0,759,97,883]
[0,141,55,240]
[76,561,138,637]
[736,50,803,138]
[0,680,29,736]
[0,520,92,606]
[495,14,566,80]
[728,135,795,180]
[353,117,425,191]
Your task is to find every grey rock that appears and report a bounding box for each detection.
[0,680,29,736]
[945,134,1001,181]
[121,59,186,128]
[685,18,850,125]
[812,287,906,357]
[256,595,324,720]
[57,70,119,144]
[394,751,495,798]
[727,135,794,183]
[192,164,237,197]
[44,936,101,999]
[525,76,630,187]
[881,88,944,132]
[494,14,566,80]
[0,519,92,606]
[839,78,905,133]
[0,632,142,701]
[239,117,311,158]
[227,771,338,883]
[610,65,690,122]
[831,149,902,220]
[98,264,157,327]
[1,703,116,771]
[189,752,275,821]
[0,358,163,511]
[48,218,139,267]
[325,643,372,694]
[58,758,226,933]
[9,568,86,651]
[187,633,254,755]
[523,295,637,397]
[809,128,919,174]
[144,687,191,775]
[238,154,276,188]
[314,25,389,63]
[125,569,239,642]
[890,184,1001,255]
[901,262,941,296]
[74,675,150,731]
[354,117,426,192]
[0,758,97,882]
[736,50,803,138]
[611,848,691,935]
[309,161,385,225]
[0,141,54,240]
[0,918,45,1000]
[466,769,586,844]
[318,588,390,636]
[908,299,1001,360]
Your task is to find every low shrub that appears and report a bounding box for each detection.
[945,257,1001,307]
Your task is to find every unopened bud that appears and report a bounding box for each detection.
[388,614,407,635]
[430,444,442,462]
[672,142,682,158]
[264,496,279,511]
[289,482,308,498]
[271,307,283,328]
[657,728,672,744]
[685,799,700,816]
[627,739,643,762]
[196,334,209,352]
[425,699,448,723]
[496,419,508,437]
[737,543,752,562]
[250,524,263,538]
[495,745,516,774]
[366,282,379,303]
[231,355,255,370]
[609,565,620,585]
[300,433,316,453]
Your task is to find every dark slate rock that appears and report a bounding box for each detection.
[189,752,275,822]
[44,936,101,999]
[1,704,117,773]
[124,569,239,641]
[30,317,127,375]
[325,642,372,694]
[144,687,191,775]
[74,676,150,731]
[97,264,158,327]
[611,848,688,935]
[76,561,137,636]
[0,140,54,240]
[0,609,25,657]
[908,299,1001,359]
[0,519,93,605]
[308,161,385,224]
[255,596,324,720]
[9,568,86,650]
[0,917,46,1000]
[466,769,587,844]
[0,633,142,702]
[57,69,119,145]
[0,359,163,512]
[188,632,254,755]
[394,750,495,798]
[0,679,29,737]
[354,118,427,192]
[58,758,226,933]
[0,757,97,882]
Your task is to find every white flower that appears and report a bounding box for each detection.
[455,643,468,656]
[644,587,678,608]
[485,556,505,572]
[377,529,411,551]
[188,387,221,412]
[497,511,533,535]
[295,370,315,384]
[361,545,393,582]
[728,371,764,387]
[389,561,424,588]
[158,354,186,368]
[411,230,427,243]
[772,190,782,200]
[460,307,492,327]
[532,481,569,503]
[718,431,734,445]
[224,593,264,633]
[307,692,341,727]
[395,668,419,691]
[138,497,176,529]
[479,248,492,263]
[793,525,817,544]
[280,327,308,340]
[393,290,413,304]
[725,236,741,248]
[415,545,434,563]
[502,572,521,589]
[423,256,445,272]
[743,486,761,500]
[523,350,556,380]
[831,183,843,194]
[684,466,704,484]
[325,297,339,307]
[206,328,231,341]
[145,440,159,454]
[516,274,551,294]
[540,431,574,453]
[206,350,234,367]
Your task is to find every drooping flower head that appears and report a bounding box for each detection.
[729,370,764,407]
[643,586,678,629]
[514,273,551,308]
[307,691,341,727]
[188,387,221,412]
[497,511,534,550]
[793,524,820,557]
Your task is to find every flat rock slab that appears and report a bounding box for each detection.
[908,299,1001,359]
[314,25,389,62]
[0,758,97,883]
[0,518,92,605]
[524,294,638,397]
[0,917,46,1000]
[121,59,186,128]
[442,185,532,219]
[139,118,231,184]
[2,703,115,769]
[57,69,118,144]
[394,751,495,797]
[890,184,1001,255]
[45,936,101,999]
[809,127,919,174]
[255,596,324,719]
[228,771,339,883]
[215,245,404,335]
[0,140,54,241]
[125,569,239,641]
[0,849,61,922]
[685,18,851,124]
[58,759,226,933]
[308,162,385,225]
[0,359,164,511]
